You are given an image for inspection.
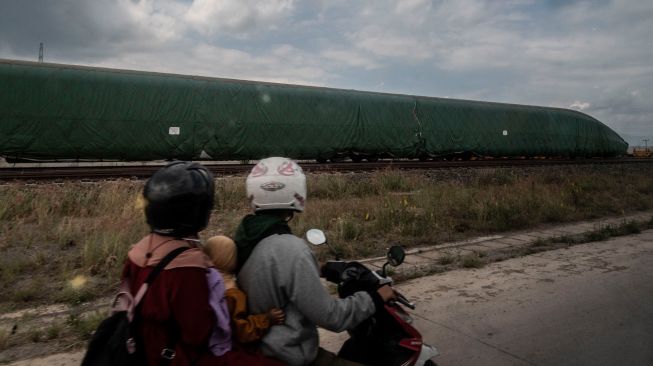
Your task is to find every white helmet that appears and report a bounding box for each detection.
[246,157,307,212]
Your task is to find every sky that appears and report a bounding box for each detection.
[1,0,652,146]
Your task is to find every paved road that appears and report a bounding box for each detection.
[324,229,653,366]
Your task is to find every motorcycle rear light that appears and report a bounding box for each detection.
[399,338,423,352]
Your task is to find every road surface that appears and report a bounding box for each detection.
[323,229,653,365]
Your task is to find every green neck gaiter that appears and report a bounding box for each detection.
[234,213,291,272]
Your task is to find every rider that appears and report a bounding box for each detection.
[122,161,222,364]
[123,161,282,366]
[236,157,395,366]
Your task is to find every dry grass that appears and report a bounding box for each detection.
[0,164,652,312]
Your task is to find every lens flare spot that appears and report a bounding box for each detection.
[70,275,87,289]
[135,195,146,210]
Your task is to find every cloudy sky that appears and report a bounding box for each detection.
[1,0,651,145]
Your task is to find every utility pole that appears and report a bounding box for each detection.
[38,43,43,63]
[644,139,649,151]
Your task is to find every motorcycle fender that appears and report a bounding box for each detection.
[416,344,440,365]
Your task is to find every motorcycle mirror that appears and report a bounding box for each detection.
[387,245,405,266]
[306,229,327,246]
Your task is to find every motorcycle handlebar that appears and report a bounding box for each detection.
[393,290,416,310]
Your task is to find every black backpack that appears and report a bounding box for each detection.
[81,246,189,366]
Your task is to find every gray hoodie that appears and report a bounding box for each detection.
[238,233,376,366]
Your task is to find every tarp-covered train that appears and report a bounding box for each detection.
[0,59,627,162]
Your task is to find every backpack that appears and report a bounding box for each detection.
[81,246,190,366]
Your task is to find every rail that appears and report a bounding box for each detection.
[1,158,650,181]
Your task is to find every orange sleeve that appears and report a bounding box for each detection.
[225,288,271,344]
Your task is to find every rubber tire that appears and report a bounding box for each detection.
[424,360,438,366]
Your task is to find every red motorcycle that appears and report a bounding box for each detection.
[307,229,439,366]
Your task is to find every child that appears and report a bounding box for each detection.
[204,235,285,344]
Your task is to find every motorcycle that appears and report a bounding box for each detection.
[306,229,439,366]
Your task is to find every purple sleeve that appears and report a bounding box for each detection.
[206,268,232,356]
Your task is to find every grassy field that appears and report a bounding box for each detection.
[1,163,653,312]
[0,163,653,359]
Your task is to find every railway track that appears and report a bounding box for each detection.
[0,158,650,181]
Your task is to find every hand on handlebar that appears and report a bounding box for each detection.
[376,285,396,302]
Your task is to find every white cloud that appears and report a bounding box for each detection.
[319,48,381,70]
[347,26,434,60]
[185,0,295,36]
[95,41,330,86]
[570,101,590,110]
[394,0,432,15]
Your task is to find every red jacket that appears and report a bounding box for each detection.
[123,234,285,366]
[122,234,219,366]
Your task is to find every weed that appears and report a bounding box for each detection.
[0,327,9,351]
[45,323,63,341]
[461,253,484,269]
[584,226,613,242]
[57,285,98,306]
[622,221,641,235]
[68,310,107,341]
[335,216,362,241]
[476,169,517,186]
[29,329,43,343]
[543,220,647,247]
[11,279,45,303]
[437,254,455,265]
[531,238,549,247]
[558,235,578,244]
[378,170,412,192]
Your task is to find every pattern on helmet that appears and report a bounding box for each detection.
[250,162,268,177]
[260,181,286,191]
[294,193,305,207]
[277,160,298,176]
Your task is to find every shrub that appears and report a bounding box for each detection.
[461,253,484,268]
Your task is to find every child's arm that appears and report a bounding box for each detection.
[225,288,284,344]
[267,308,285,325]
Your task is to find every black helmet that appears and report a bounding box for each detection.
[143,161,215,237]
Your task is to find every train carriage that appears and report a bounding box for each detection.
[0,59,627,162]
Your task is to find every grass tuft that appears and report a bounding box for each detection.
[0,327,9,351]
[437,254,456,265]
[67,310,107,341]
[461,253,484,269]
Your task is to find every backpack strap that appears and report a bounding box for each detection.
[130,246,190,320]
[146,246,191,284]
[129,246,191,365]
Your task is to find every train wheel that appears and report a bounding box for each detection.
[316,158,327,164]
[366,156,378,162]
[351,155,362,163]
